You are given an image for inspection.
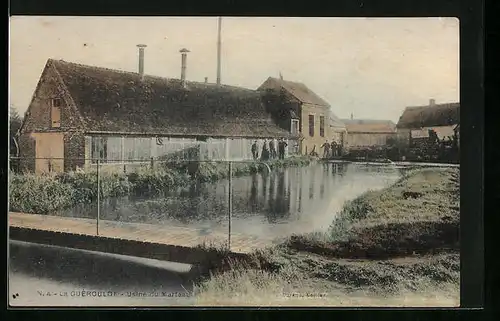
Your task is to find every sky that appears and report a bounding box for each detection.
[9,16,459,123]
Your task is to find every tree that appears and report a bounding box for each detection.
[10,106,22,156]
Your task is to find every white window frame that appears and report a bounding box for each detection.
[291,119,299,135]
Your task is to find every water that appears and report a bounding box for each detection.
[54,162,404,238]
[10,162,405,306]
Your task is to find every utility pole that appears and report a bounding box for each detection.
[216,16,222,85]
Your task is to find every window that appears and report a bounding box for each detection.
[52,98,62,107]
[91,137,108,163]
[291,119,299,135]
[106,137,123,163]
[308,114,315,137]
[51,98,61,128]
[319,116,325,137]
[124,137,151,161]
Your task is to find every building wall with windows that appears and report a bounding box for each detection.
[18,60,295,174]
[17,62,87,174]
[81,135,292,173]
[300,103,331,156]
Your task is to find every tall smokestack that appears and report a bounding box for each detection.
[180,48,190,87]
[137,44,147,79]
[216,17,222,85]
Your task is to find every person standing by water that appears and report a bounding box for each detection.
[330,140,338,158]
[321,140,330,159]
[278,138,288,160]
[336,142,343,157]
[269,139,277,159]
[251,140,259,160]
[261,140,270,161]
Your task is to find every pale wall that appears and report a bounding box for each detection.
[300,103,332,155]
[344,132,396,148]
[31,132,64,174]
[82,135,294,172]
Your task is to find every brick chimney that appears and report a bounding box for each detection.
[180,48,190,87]
[429,98,436,106]
[137,44,147,79]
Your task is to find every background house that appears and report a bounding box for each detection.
[341,118,396,149]
[18,56,294,174]
[329,111,347,146]
[259,77,344,156]
[396,99,460,147]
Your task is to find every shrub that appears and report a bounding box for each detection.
[8,156,312,214]
[9,173,75,214]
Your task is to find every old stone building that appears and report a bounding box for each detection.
[18,56,295,174]
[341,118,397,149]
[258,77,345,156]
[396,99,460,147]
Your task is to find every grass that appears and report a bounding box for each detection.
[193,266,459,306]
[192,167,460,305]
[282,167,460,258]
[192,254,460,306]
[9,156,313,214]
[195,156,313,182]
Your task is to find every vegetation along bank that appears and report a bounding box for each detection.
[192,167,460,306]
[9,156,312,214]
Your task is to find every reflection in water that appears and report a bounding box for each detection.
[250,174,258,212]
[9,163,412,307]
[54,163,403,239]
[320,164,327,199]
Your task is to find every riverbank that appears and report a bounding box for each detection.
[192,167,460,306]
[9,156,313,214]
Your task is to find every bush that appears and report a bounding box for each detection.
[9,173,75,214]
[8,156,312,214]
[130,167,189,194]
[336,194,374,221]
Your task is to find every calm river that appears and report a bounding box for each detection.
[9,162,405,306]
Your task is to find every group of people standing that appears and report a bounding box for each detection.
[320,140,343,159]
[251,139,288,161]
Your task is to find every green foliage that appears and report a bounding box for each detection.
[10,106,22,156]
[8,156,312,214]
[130,167,189,193]
[9,173,75,214]
[335,193,374,222]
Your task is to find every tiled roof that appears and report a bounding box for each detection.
[340,119,396,133]
[396,102,460,129]
[258,77,330,107]
[329,111,346,129]
[49,59,291,138]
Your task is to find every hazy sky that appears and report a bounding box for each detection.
[9,16,459,122]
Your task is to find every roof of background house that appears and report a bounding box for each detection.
[43,59,292,138]
[329,111,346,129]
[257,77,330,107]
[340,119,396,133]
[396,102,460,129]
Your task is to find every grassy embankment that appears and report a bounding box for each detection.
[9,156,312,214]
[192,167,460,306]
